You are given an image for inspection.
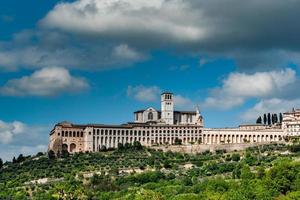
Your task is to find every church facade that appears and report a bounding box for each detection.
[48,92,291,154]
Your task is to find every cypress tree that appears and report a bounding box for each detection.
[263,114,267,124]
[271,114,275,124]
[256,116,262,124]
[12,157,16,164]
[267,113,271,125]
[0,158,3,169]
[279,113,283,123]
[274,114,278,123]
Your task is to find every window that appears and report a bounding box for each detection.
[148,112,153,120]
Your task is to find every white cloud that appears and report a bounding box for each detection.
[0,120,47,145]
[204,96,244,110]
[222,68,295,97]
[127,85,161,102]
[242,98,300,122]
[174,95,194,110]
[127,86,196,109]
[0,119,49,161]
[1,0,300,71]
[0,67,89,96]
[0,120,26,144]
[42,0,205,43]
[112,44,144,60]
[203,68,297,109]
[0,145,47,162]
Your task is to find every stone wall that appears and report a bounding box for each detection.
[151,141,285,154]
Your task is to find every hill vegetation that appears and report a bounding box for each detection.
[2,142,300,199]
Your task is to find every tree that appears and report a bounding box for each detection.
[271,114,275,124]
[16,154,25,163]
[117,143,124,150]
[48,150,56,159]
[163,160,172,169]
[279,113,283,123]
[100,145,107,152]
[257,166,265,179]
[124,143,132,149]
[36,152,44,157]
[263,114,267,124]
[240,165,254,180]
[232,164,242,179]
[61,149,69,158]
[56,150,61,158]
[174,137,182,145]
[231,153,240,162]
[12,156,16,163]
[274,113,278,123]
[0,158,3,169]
[133,141,143,150]
[256,116,262,124]
[267,113,271,125]
[134,189,164,200]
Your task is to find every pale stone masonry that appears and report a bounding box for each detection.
[282,108,300,136]
[48,92,292,154]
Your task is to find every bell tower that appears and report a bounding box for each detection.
[161,92,174,125]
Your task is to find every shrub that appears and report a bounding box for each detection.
[47,150,56,159]
[231,154,241,162]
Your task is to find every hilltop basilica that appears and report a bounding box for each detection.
[48,92,299,154]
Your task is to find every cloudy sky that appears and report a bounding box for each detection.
[1,0,300,160]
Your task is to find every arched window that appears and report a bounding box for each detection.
[148,112,153,120]
[70,143,76,153]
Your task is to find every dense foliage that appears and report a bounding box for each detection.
[1,143,300,199]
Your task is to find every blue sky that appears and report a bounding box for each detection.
[1,0,300,160]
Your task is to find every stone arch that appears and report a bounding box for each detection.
[70,143,76,153]
[148,112,153,120]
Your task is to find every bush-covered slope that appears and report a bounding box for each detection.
[1,143,300,199]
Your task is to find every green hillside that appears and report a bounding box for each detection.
[1,143,300,199]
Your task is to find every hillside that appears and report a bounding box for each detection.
[1,143,300,199]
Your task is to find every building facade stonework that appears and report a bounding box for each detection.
[282,109,300,136]
[48,92,294,154]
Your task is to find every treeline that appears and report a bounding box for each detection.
[256,113,283,125]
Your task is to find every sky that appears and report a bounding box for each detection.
[1,0,300,161]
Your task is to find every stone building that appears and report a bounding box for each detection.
[282,108,300,136]
[48,92,289,154]
[134,92,203,125]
